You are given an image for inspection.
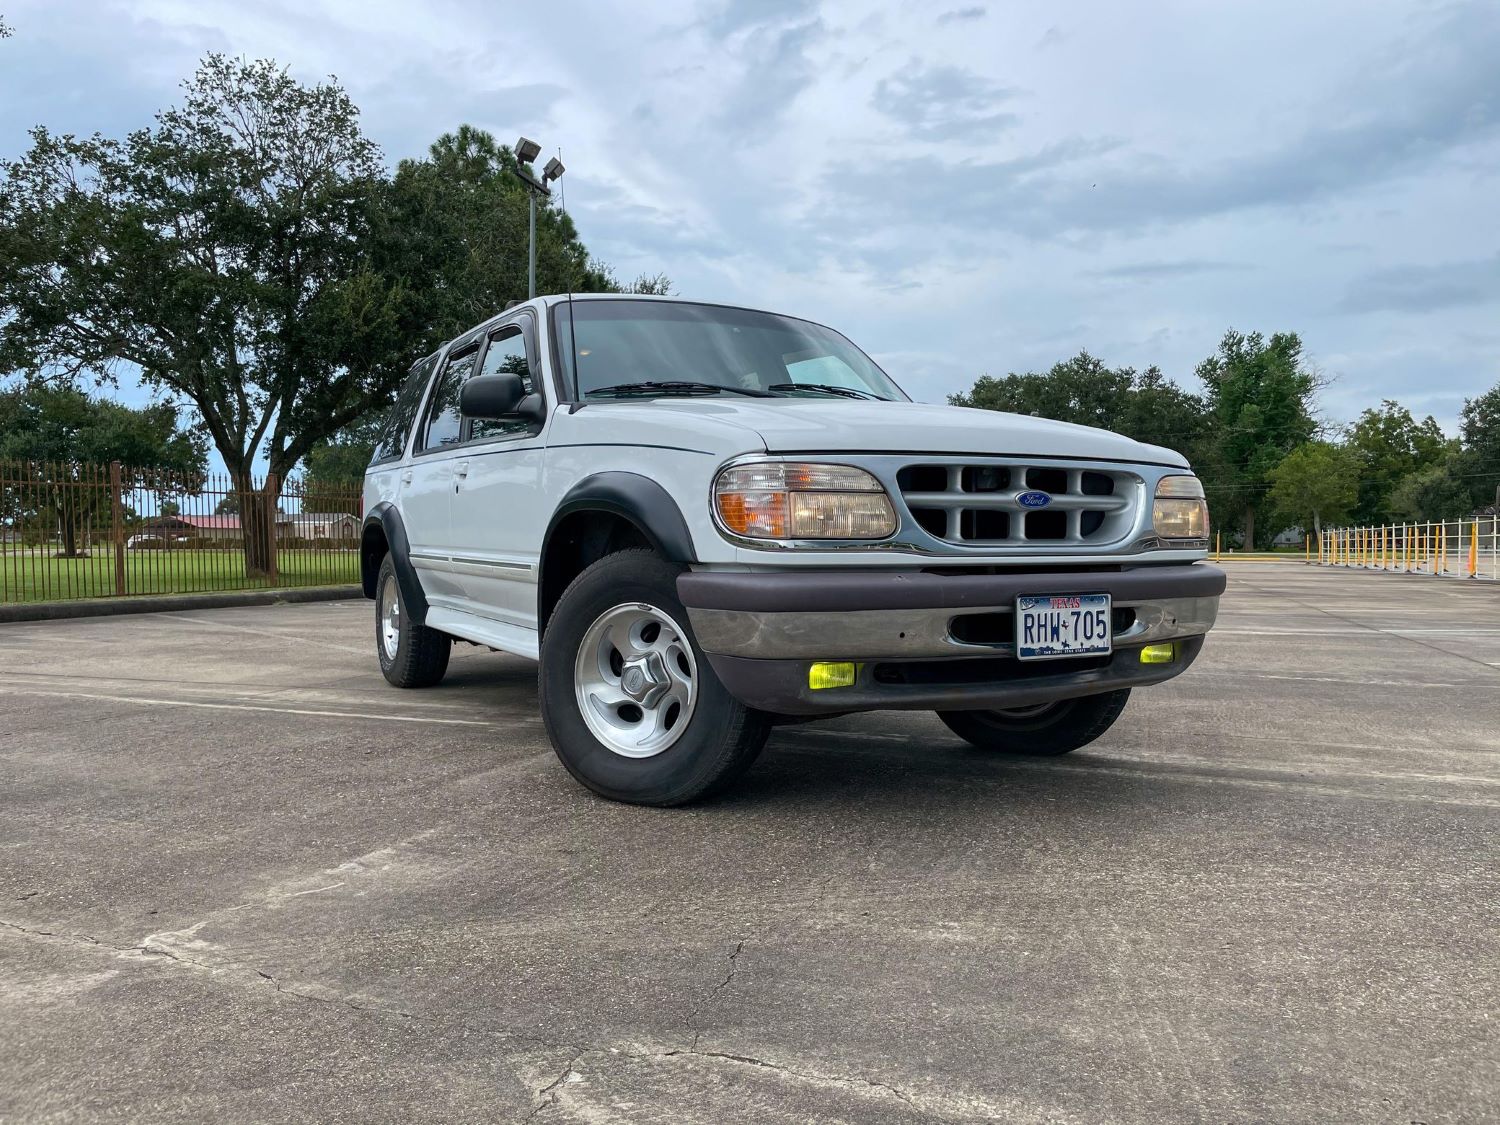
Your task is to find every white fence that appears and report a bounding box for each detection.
[1316,517,1500,581]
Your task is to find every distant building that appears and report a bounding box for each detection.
[139,514,295,539]
[290,512,359,540]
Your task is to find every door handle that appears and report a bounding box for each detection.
[454,462,469,479]
[400,469,412,486]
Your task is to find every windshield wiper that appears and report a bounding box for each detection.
[768,382,888,401]
[587,380,775,398]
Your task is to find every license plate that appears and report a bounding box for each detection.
[1015,594,1112,660]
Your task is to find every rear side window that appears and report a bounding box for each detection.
[370,354,439,465]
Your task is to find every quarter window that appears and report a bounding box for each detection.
[371,354,439,464]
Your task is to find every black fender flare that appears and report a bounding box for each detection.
[362,502,430,625]
[545,473,699,566]
[539,473,699,629]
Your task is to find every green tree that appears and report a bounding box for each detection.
[1266,440,1358,537]
[299,416,380,516]
[0,56,412,574]
[383,125,639,352]
[1390,452,1476,521]
[0,383,205,555]
[1459,382,1500,511]
[1345,400,1452,524]
[1195,330,1318,548]
[952,351,1134,425]
[951,352,1210,464]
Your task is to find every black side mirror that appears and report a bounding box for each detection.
[461,373,525,419]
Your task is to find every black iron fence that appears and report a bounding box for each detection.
[0,459,363,604]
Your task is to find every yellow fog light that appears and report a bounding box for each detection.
[808,661,858,690]
[1139,643,1177,665]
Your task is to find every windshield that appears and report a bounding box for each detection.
[551,299,908,402]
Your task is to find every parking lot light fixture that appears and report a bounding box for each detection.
[514,136,566,300]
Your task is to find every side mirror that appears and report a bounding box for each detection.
[461,373,525,419]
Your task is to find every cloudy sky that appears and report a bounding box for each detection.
[2,0,1497,436]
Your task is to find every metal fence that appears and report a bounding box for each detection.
[1314,517,1500,581]
[0,459,363,605]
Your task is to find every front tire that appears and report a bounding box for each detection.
[937,689,1130,756]
[376,555,451,688]
[540,549,769,806]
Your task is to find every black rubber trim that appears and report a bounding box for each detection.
[678,562,1226,613]
[362,503,430,625]
[546,473,699,564]
[707,636,1205,716]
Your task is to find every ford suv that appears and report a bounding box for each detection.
[361,296,1225,805]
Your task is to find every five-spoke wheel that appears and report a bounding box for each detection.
[574,603,699,758]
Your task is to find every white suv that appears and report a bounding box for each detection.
[362,296,1225,805]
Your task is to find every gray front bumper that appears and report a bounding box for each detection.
[675,563,1225,716]
[678,563,1224,660]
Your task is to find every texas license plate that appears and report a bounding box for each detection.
[1015,594,1112,660]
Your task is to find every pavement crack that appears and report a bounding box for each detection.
[4,918,938,1119]
[685,939,744,1050]
[523,1049,587,1120]
[0,917,110,949]
[660,1046,930,1116]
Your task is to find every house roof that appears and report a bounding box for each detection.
[176,514,292,530]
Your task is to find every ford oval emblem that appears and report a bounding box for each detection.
[1017,490,1052,509]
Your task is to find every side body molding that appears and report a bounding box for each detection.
[362,502,430,625]
[545,473,699,564]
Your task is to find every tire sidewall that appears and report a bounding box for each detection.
[540,552,758,804]
[940,689,1130,755]
[376,555,402,678]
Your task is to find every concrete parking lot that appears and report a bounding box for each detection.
[1,562,1496,1123]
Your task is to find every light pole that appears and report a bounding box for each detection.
[513,136,566,300]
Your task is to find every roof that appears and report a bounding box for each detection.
[176,514,292,530]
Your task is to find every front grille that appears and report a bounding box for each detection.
[896,461,1138,547]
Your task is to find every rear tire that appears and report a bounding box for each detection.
[376,555,450,688]
[540,549,769,806]
[937,689,1130,756]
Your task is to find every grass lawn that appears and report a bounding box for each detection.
[0,548,359,604]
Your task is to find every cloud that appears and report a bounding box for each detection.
[1088,260,1252,281]
[1338,255,1500,314]
[700,0,819,39]
[835,1,1500,243]
[711,16,826,131]
[871,61,1021,141]
[3,0,1499,440]
[936,7,986,25]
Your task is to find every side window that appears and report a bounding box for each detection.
[371,354,438,464]
[469,326,535,442]
[420,347,479,451]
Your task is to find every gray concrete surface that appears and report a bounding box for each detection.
[1,562,1496,1123]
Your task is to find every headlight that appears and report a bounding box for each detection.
[1153,475,1209,539]
[715,462,897,541]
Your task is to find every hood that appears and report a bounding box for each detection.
[630,399,1189,466]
